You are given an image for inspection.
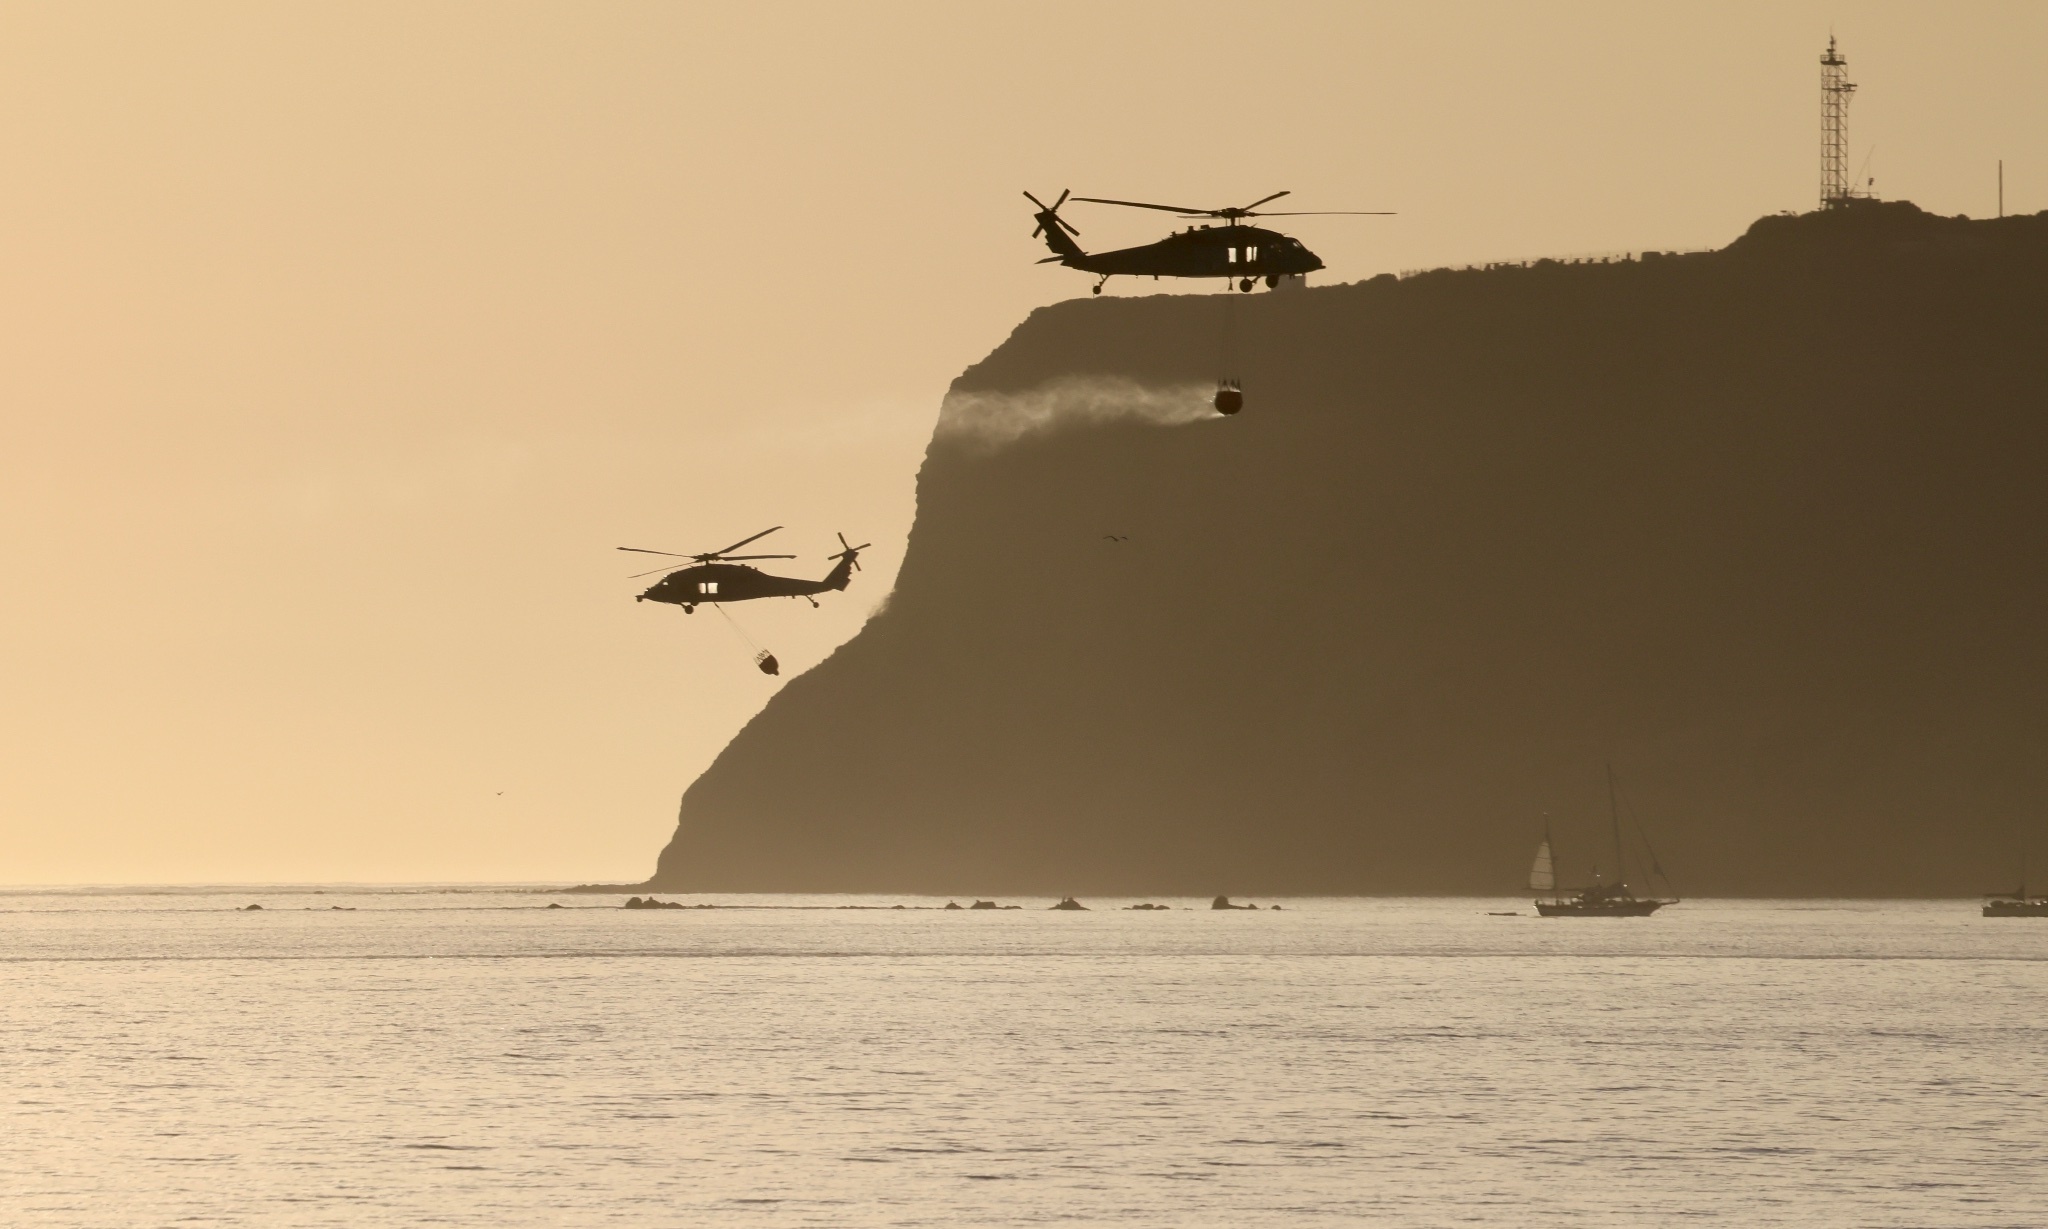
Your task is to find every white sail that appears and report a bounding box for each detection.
[1528,839,1556,892]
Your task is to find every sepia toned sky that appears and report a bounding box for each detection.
[2,1,2045,884]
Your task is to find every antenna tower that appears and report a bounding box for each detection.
[1820,36,1860,209]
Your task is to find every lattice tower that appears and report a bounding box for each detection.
[1820,36,1857,209]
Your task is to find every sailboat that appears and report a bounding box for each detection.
[1530,767,1679,918]
[1982,852,2048,917]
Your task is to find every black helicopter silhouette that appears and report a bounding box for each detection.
[1025,189,1392,295]
[622,527,869,613]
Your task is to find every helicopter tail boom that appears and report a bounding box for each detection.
[1033,211,1083,261]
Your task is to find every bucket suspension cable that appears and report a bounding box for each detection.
[714,603,779,676]
[1214,290,1242,414]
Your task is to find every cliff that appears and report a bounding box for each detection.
[645,201,2048,897]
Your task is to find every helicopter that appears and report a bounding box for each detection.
[621,527,869,613]
[1025,189,1393,295]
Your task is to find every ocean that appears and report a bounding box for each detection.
[4,890,2043,1227]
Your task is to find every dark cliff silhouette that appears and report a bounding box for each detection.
[642,201,2048,897]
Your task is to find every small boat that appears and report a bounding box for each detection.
[1982,896,2048,917]
[1983,853,2048,917]
[1534,878,1670,917]
[1530,766,1678,918]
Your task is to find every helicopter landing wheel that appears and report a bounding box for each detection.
[1265,274,1281,289]
[1239,278,1256,292]
[683,604,695,614]
[1091,284,1101,295]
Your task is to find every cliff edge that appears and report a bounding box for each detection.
[645,201,2048,896]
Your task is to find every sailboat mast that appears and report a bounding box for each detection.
[1606,763,1625,887]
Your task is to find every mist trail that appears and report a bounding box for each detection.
[934,376,1215,450]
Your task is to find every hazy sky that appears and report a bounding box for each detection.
[3,1,2044,884]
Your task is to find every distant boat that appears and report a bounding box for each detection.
[1983,853,2048,917]
[1530,766,1679,918]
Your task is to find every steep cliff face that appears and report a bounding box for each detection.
[649,202,2048,896]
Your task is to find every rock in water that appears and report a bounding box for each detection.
[646,202,2048,898]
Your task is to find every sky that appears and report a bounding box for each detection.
[2,1,2044,885]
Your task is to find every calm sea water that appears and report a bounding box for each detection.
[3,890,2044,1227]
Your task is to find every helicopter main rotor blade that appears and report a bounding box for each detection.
[628,562,696,579]
[716,554,797,561]
[1238,190,1291,212]
[618,546,692,556]
[1074,195,1213,215]
[706,526,783,557]
[1252,210,1398,216]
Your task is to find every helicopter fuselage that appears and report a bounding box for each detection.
[1042,220,1324,282]
[637,556,856,610]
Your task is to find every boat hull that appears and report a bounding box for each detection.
[1982,899,2048,917]
[1536,899,1669,917]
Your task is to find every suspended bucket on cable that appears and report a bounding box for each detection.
[1213,378,1243,415]
[711,603,778,677]
[1213,282,1242,414]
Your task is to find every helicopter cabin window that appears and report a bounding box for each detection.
[1226,247,1237,263]
[699,581,719,596]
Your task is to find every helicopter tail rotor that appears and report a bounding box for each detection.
[1025,190,1085,262]
[1025,189,1079,239]
[830,532,871,571]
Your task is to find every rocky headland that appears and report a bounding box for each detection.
[628,202,2048,897]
